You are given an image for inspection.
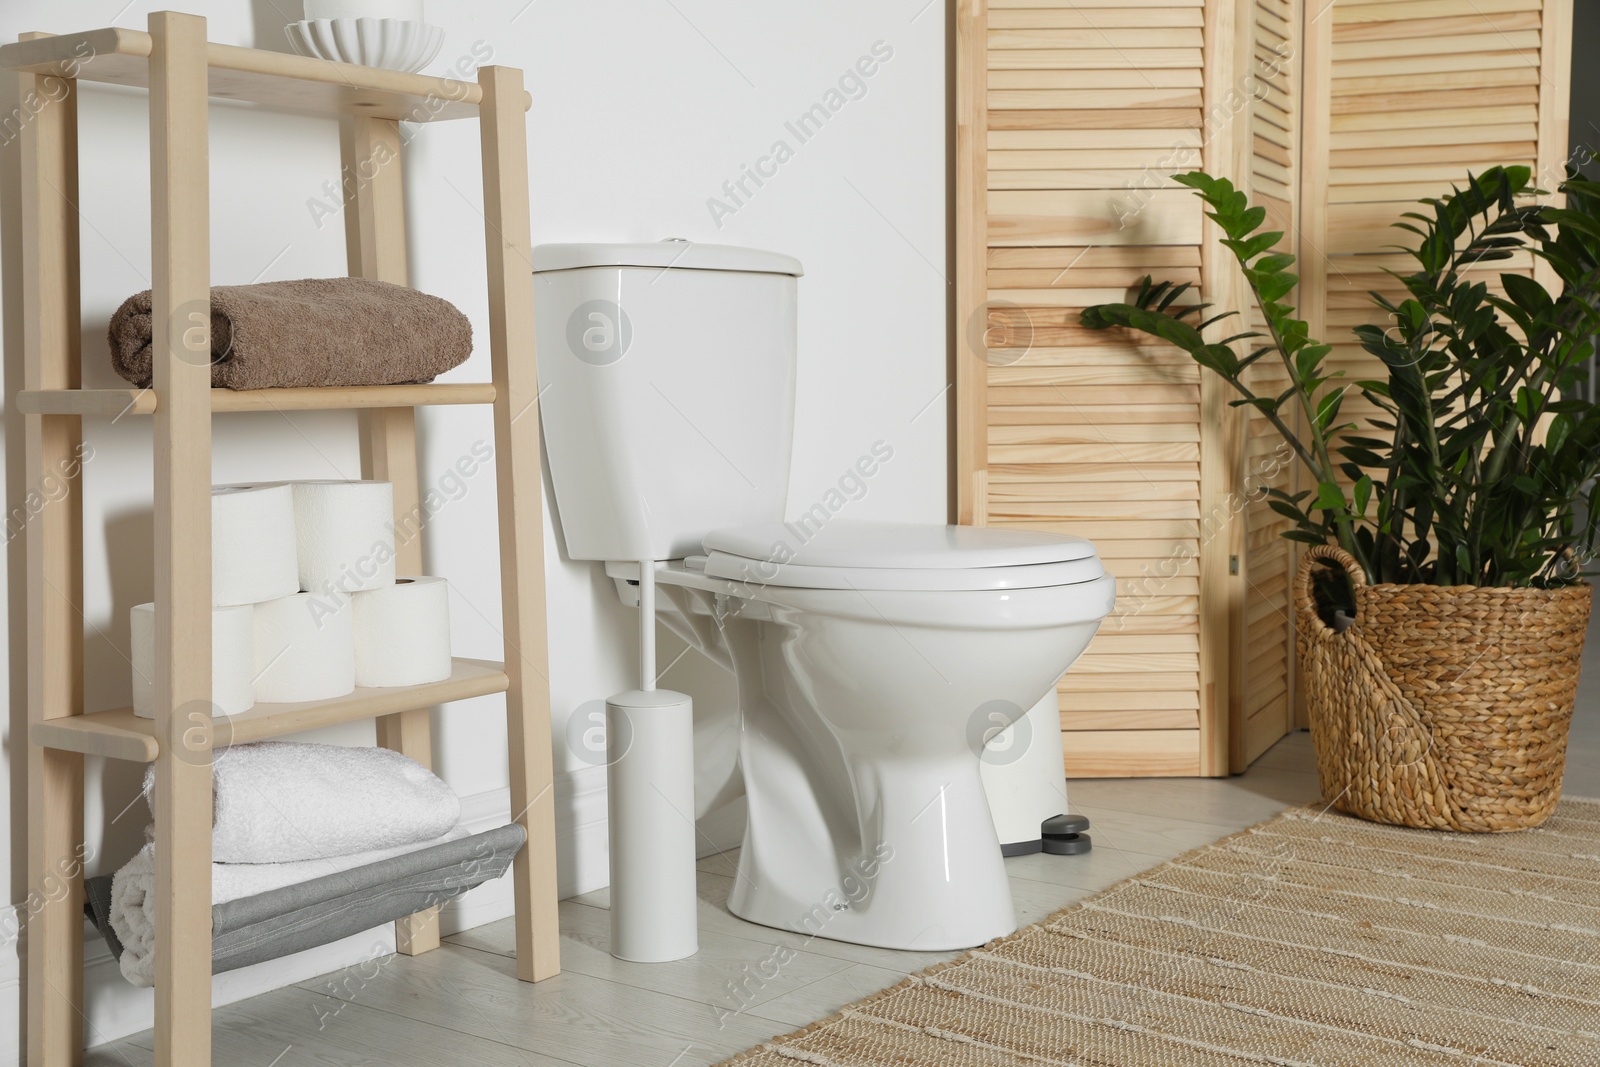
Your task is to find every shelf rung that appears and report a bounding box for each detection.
[16,382,497,417]
[0,27,532,121]
[31,657,509,763]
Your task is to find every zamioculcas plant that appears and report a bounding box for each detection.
[1079,166,1600,597]
[1079,168,1600,835]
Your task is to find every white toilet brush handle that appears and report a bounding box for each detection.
[639,559,656,692]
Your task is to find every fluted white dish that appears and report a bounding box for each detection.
[285,17,443,74]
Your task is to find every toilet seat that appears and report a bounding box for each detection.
[698,520,1106,591]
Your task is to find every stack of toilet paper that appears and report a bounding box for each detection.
[131,480,454,718]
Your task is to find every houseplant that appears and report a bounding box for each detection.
[1079,166,1600,831]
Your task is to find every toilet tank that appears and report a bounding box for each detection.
[531,242,801,562]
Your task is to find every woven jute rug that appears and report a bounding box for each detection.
[718,798,1600,1066]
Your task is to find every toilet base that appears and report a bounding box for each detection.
[729,752,1019,953]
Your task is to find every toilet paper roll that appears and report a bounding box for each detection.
[291,481,396,598]
[252,593,356,703]
[131,602,256,719]
[352,576,452,688]
[213,484,300,606]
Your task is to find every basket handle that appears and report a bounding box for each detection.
[1293,544,1365,638]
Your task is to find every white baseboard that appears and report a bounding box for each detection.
[0,765,615,1063]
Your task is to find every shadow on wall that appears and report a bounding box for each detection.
[248,0,296,54]
[2,35,26,925]
[93,508,155,878]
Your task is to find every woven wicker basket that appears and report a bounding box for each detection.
[1294,545,1592,832]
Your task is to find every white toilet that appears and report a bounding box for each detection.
[532,241,1115,951]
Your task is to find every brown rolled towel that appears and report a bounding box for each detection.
[108,277,472,390]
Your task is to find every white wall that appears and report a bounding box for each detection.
[0,0,947,1056]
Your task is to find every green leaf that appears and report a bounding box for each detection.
[1314,388,1345,432]
[1353,475,1373,515]
[1267,500,1306,522]
[1314,481,1347,512]
[1500,272,1554,316]
[1547,413,1574,455]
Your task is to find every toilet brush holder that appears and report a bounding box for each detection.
[606,688,699,962]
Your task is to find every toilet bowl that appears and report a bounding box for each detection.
[533,241,1116,951]
[690,521,1113,950]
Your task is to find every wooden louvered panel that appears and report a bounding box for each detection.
[989,29,1206,50]
[958,0,1270,777]
[989,8,1207,28]
[998,348,1203,364]
[990,0,1205,6]
[1229,0,1300,771]
[1336,0,1542,20]
[1059,670,1199,691]
[988,69,1206,89]
[990,171,1187,190]
[989,89,1205,109]
[989,479,1201,501]
[1063,730,1202,776]
[1335,31,1542,60]
[987,245,1201,269]
[1330,86,1540,114]
[988,48,1205,71]
[1063,708,1201,731]
[1330,105,1539,132]
[952,0,1587,776]
[1331,67,1541,95]
[1062,688,1201,712]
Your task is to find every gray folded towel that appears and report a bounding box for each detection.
[108,277,472,390]
[85,823,525,984]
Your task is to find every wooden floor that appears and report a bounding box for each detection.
[85,609,1600,1066]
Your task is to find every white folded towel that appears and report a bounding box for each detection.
[141,741,461,863]
[109,826,468,988]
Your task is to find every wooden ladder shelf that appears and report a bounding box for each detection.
[5,11,561,1065]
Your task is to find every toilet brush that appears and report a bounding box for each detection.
[606,560,699,962]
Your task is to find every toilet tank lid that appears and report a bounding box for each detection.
[530,241,804,277]
[704,520,1098,570]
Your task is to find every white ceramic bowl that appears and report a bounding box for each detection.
[285,17,444,74]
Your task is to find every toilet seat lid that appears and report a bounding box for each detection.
[703,520,1096,569]
[698,521,1105,591]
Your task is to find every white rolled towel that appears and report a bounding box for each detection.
[141,741,461,864]
[109,826,467,988]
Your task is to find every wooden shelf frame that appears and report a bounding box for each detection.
[32,657,512,763]
[10,13,561,1067]
[16,382,497,416]
[0,24,533,121]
